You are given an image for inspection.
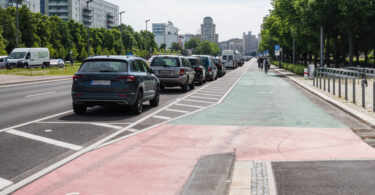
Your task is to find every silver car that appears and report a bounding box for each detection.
[150,55,195,92]
[0,56,8,69]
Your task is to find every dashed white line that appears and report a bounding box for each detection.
[91,123,123,130]
[166,108,190,114]
[182,99,216,104]
[0,178,13,190]
[175,103,204,109]
[189,96,220,100]
[6,129,83,151]
[152,115,172,120]
[25,91,56,98]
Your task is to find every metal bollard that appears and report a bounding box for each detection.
[339,76,341,98]
[353,78,356,104]
[324,73,326,91]
[333,75,336,96]
[345,77,348,101]
[362,80,365,108]
[328,75,331,93]
[320,72,322,89]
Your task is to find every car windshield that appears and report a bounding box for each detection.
[152,58,179,67]
[79,61,128,72]
[9,52,26,59]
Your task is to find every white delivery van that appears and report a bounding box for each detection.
[6,48,50,69]
[221,50,237,68]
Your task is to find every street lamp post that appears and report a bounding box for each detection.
[145,19,150,31]
[86,0,93,57]
[119,11,125,24]
[16,0,21,48]
[119,11,125,55]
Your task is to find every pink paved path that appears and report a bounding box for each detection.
[15,124,375,195]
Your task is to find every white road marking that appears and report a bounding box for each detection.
[182,99,216,104]
[152,115,172,120]
[127,128,138,133]
[6,129,83,151]
[166,109,190,114]
[37,121,132,126]
[189,96,220,100]
[91,123,122,130]
[0,78,71,89]
[175,103,204,109]
[44,129,52,133]
[196,93,223,97]
[25,91,56,98]
[0,178,13,190]
[200,91,225,94]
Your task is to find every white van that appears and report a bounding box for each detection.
[6,48,50,69]
[221,50,237,68]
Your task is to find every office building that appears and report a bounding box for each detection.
[152,21,178,49]
[219,38,243,54]
[201,17,218,43]
[243,31,258,56]
[43,0,119,29]
[0,0,40,13]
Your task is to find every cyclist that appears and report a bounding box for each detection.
[264,59,270,74]
[258,57,264,70]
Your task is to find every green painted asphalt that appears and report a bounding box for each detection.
[172,64,346,128]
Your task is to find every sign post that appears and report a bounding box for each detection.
[275,45,281,68]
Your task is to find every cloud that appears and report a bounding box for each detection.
[106,0,272,41]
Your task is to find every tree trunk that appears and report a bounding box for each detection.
[356,52,359,65]
[333,36,339,68]
[347,28,354,67]
[325,37,330,67]
[364,51,368,67]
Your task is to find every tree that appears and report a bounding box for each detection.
[159,43,166,50]
[170,42,182,51]
[185,38,201,50]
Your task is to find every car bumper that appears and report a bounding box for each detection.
[72,92,137,106]
[159,76,188,86]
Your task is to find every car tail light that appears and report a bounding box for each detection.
[195,67,202,71]
[208,67,212,72]
[180,69,185,76]
[73,75,83,81]
[118,94,127,97]
[119,76,136,82]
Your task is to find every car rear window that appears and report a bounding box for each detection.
[201,57,210,68]
[228,56,233,60]
[213,59,220,64]
[223,56,227,60]
[79,61,128,72]
[188,59,199,66]
[152,58,180,67]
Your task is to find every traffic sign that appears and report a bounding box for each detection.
[275,45,280,51]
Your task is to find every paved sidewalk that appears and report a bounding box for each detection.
[0,75,71,86]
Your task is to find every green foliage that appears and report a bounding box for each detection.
[195,40,221,56]
[272,60,306,76]
[260,0,375,67]
[170,42,182,51]
[0,7,158,60]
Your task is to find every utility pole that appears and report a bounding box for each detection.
[145,19,150,31]
[85,0,93,57]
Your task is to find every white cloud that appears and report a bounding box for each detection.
[106,0,272,41]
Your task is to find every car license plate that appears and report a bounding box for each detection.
[91,80,111,85]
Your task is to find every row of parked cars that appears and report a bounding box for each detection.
[71,55,229,115]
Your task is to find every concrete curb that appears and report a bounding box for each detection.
[0,76,71,86]
[274,67,375,128]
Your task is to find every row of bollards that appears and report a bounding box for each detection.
[314,71,373,111]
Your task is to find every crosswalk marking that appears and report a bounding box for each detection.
[6,129,83,151]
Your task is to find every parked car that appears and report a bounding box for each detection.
[50,59,65,68]
[0,56,7,69]
[213,58,226,77]
[6,48,50,69]
[188,57,206,85]
[71,56,160,115]
[150,55,195,92]
[192,55,218,81]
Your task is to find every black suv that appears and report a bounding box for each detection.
[72,56,160,115]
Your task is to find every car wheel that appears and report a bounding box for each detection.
[181,78,189,93]
[73,103,87,115]
[132,91,143,115]
[150,86,160,107]
[189,80,195,89]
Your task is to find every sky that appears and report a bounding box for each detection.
[106,0,273,42]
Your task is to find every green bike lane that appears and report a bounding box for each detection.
[14,62,375,195]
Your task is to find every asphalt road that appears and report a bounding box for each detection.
[0,65,244,193]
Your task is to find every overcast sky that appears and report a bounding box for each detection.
[106,0,273,42]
